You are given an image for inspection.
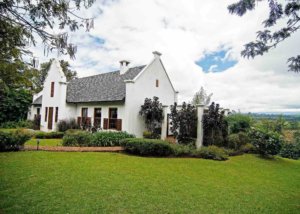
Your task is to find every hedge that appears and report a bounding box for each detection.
[280,142,300,160]
[91,131,135,146]
[193,146,228,161]
[121,138,174,156]
[0,129,32,151]
[62,130,134,147]
[62,130,91,147]
[35,131,64,139]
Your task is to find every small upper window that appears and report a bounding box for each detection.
[50,82,55,97]
[156,79,159,87]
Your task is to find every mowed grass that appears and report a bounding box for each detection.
[25,138,62,146]
[0,153,299,214]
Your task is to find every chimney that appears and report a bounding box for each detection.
[120,60,130,75]
[152,51,162,58]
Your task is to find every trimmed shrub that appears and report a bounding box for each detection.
[57,119,80,132]
[143,131,159,139]
[294,131,300,140]
[228,132,249,150]
[171,144,195,157]
[226,114,252,134]
[91,131,135,147]
[121,138,173,156]
[62,130,92,146]
[35,131,64,139]
[280,142,300,160]
[248,128,283,156]
[193,146,228,161]
[240,143,255,153]
[0,120,34,129]
[224,148,243,156]
[0,129,32,151]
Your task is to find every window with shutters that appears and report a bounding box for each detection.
[109,108,118,129]
[81,108,88,126]
[50,82,55,97]
[55,107,58,122]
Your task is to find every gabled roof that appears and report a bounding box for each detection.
[32,95,42,105]
[66,65,146,103]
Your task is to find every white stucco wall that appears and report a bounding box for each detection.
[124,55,177,137]
[40,60,76,131]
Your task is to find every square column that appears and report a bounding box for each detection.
[196,104,205,148]
[161,105,168,140]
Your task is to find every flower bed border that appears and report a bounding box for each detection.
[24,145,124,152]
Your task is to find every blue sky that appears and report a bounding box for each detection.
[31,0,300,112]
[195,49,238,73]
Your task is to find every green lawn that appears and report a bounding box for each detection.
[25,138,62,146]
[0,153,299,214]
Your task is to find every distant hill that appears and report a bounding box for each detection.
[246,112,300,121]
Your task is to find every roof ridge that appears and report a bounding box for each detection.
[72,65,146,82]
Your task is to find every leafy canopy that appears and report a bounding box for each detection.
[169,102,197,145]
[191,86,213,106]
[203,102,228,147]
[0,0,95,60]
[139,97,164,138]
[228,0,300,73]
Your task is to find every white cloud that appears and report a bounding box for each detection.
[208,65,218,72]
[30,0,300,112]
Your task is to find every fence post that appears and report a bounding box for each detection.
[161,105,168,140]
[196,104,205,149]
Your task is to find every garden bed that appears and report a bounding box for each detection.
[23,145,124,152]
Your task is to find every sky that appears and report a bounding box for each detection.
[32,0,300,113]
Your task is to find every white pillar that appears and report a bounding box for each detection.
[161,105,168,140]
[196,104,205,149]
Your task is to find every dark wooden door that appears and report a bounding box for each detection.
[48,107,53,130]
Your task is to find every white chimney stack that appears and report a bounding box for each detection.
[120,60,130,75]
[152,51,162,58]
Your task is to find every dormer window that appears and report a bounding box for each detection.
[156,79,159,87]
[50,82,54,97]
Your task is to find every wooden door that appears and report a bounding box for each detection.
[48,107,53,130]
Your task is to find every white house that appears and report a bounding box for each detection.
[28,51,179,138]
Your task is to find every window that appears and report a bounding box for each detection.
[82,108,88,118]
[37,108,40,115]
[81,108,89,126]
[45,107,48,122]
[109,108,118,129]
[50,82,55,97]
[94,108,102,128]
[156,79,159,87]
[55,107,58,122]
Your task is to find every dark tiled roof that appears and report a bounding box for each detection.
[66,65,146,103]
[32,95,42,105]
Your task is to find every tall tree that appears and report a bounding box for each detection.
[0,0,95,60]
[139,97,164,138]
[33,59,77,92]
[169,102,197,145]
[191,87,213,106]
[228,0,300,73]
[203,102,228,147]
